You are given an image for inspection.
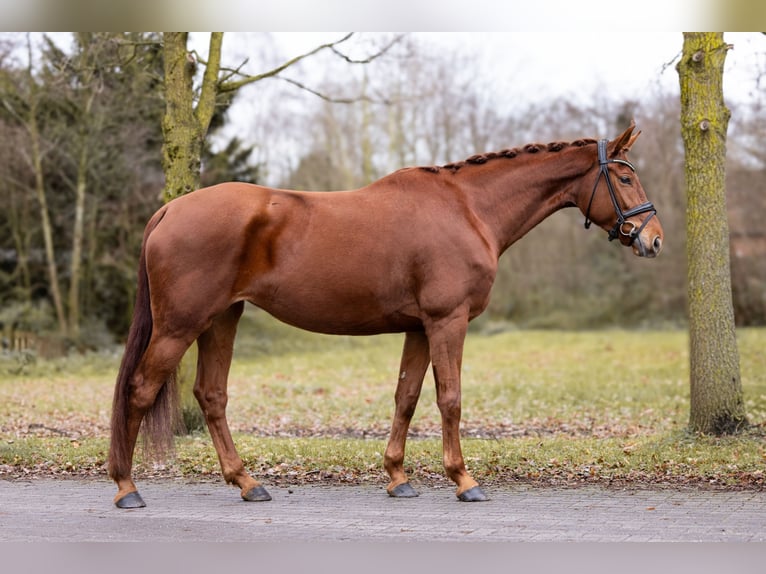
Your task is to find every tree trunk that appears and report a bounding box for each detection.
[28,82,67,336]
[677,32,746,434]
[161,32,225,203]
[68,141,88,341]
[7,183,32,304]
[161,32,203,202]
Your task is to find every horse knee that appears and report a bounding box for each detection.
[436,393,461,420]
[396,398,418,420]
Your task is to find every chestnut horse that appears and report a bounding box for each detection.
[109,122,662,508]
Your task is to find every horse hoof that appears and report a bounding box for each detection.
[242,485,272,502]
[457,486,488,502]
[115,491,146,509]
[388,483,419,498]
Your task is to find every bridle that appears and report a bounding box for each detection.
[584,139,656,247]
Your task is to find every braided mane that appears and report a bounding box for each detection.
[419,138,598,174]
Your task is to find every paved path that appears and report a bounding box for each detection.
[1,478,766,542]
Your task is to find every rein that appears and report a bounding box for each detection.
[584,139,656,246]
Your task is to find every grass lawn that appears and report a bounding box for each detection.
[1,309,765,489]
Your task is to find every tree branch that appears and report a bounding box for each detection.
[218,33,354,94]
[215,32,403,97]
[216,33,404,105]
[329,34,404,64]
[276,76,390,105]
[216,56,250,86]
[195,32,223,130]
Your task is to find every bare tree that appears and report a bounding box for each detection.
[8,35,68,335]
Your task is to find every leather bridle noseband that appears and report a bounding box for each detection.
[584,139,656,246]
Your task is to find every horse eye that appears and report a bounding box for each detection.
[619,176,632,185]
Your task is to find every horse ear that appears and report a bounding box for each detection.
[625,130,642,151]
[608,119,637,157]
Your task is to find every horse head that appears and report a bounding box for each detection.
[580,121,663,258]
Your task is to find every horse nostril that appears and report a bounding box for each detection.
[653,236,662,253]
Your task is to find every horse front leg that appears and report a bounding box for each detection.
[194,302,271,502]
[427,314,488,502]
[384,331,430,498]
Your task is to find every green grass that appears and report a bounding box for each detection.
[1,311,765,488]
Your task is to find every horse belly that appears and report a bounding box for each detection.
[246,260,422,335]
[261,299,421,336]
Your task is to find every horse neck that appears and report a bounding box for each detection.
[458,147,594,255]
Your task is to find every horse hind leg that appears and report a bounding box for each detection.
[194,301,271,502]
[384,331,430,498]
[111,334,191,508]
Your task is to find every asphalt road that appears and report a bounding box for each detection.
[3,478,766,574]
[1,477,765,542]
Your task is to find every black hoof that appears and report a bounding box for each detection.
[242,485,272,502]
[115,491,146,509]
[388,483,419,498]
[457,486,488,502]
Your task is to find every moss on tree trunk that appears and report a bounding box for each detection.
[677,32,746,434]
[161,33,224,203]
[161,32,203,202]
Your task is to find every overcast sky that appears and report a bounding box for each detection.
[263,32,763,105]
[28,31,762,106]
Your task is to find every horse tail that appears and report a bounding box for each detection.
[109,206,172,480]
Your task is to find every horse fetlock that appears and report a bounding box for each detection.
[386,474,409,491]
[223,467,251,487]
[442,455,469,478]
[383,447,403,468]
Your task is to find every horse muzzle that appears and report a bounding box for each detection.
[613,215,663,258]
[632,232,663,258]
